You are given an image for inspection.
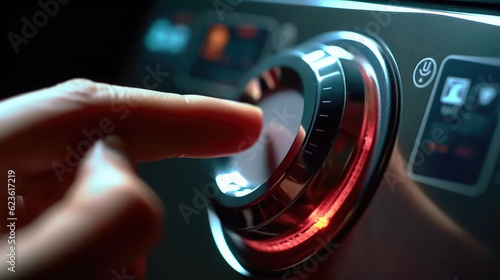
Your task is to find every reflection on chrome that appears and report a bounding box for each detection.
[208,208,250,277]
[214,67,305,199]
[215,171,252,197]
[208,31,399,275]
[228,90,303,186]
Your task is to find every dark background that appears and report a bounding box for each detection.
[3,0,154,99]
[4,1,500,280]
[3,2,242,279]
[5,0,500,101]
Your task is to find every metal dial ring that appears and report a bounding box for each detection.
[208,31,400,275]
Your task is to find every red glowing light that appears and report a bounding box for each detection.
[201,24,230,61]
[237,25,258,38]
[313,212,332,230]
[243,70,379,253]
[244,122,376,253]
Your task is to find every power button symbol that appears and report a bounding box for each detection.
[413,58,437,88]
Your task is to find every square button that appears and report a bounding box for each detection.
[440,76,471,106]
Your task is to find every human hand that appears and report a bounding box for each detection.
[0,79,262,280]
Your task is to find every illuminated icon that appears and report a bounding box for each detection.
[440,76,471,106]
[419,61,432,77]
[478,86,498,106]
[144,19,190,54]
[413,57,437,88]
[454,145,475,158]
[236,24,258,38]
[200,24,230,61]
[215,171,251,197]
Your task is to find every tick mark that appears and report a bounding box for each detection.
[298,163,306,169]
[308,143,318,147]
[322,100,332,104]
[323,86,332,90]
[305,150,313,155]
[315,128,325,133]
[289,176,298,182]
[319,114,328,118]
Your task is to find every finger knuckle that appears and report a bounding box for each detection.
[56,78,101,105]
[63,78,95,86]
[58,79,123,108]
[61,78,99,95]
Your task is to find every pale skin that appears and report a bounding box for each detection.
[0,79,262,280]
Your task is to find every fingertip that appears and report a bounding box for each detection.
[224,98,264,118]
[246,103,263,140]
[232,103,263,153]
[158,95,263,157]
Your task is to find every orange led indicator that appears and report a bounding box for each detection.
[201,24,230,61]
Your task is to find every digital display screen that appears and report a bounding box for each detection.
[409,57,500,196]
[189,23,269,86]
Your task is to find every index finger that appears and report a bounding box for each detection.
[0,79,262,173]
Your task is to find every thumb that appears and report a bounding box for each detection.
[2,137,164,280]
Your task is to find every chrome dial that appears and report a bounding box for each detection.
[208,31,400,275]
